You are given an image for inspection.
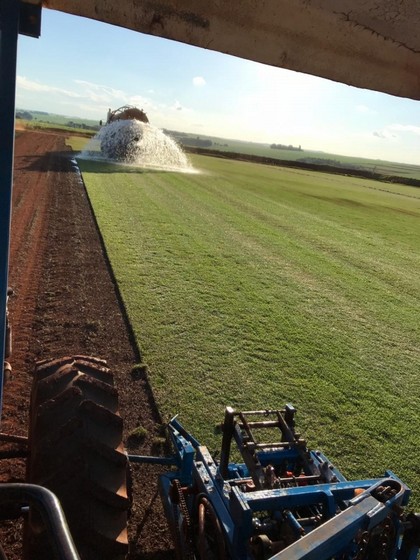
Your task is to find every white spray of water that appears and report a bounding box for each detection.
[79,120,193,172]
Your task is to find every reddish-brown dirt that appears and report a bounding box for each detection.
[0,130,173,559]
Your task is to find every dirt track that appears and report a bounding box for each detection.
[0,130,172,558]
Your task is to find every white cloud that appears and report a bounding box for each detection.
[388,123,420,136]
[372,123,420,140]
[193,76,206,87]
[73,80,127,104]
[17,76,157,110]
[373,130,395,139]
[16,76,83,98]
[16,75,160,120]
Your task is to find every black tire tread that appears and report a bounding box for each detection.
[26,356,129,559]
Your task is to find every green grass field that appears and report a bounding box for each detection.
[16,109,100,128]
[66,136,91,151]
[16,119,97,136]
[77,153,420,507]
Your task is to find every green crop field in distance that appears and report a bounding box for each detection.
[77,153,420,507]
[173,131,420,180]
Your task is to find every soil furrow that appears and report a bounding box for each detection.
[0,130,172,559]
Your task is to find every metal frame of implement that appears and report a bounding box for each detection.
[156,406,420,559]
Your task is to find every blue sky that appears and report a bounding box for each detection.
[16,9,420,164]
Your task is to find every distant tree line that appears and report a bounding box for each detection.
[66,121,100,131]
[165,131,213,148]
[181,137,213,148]
[297,157,363,170]
[270,143,302,151]
[16,111,33,120]
[16,109,99,130]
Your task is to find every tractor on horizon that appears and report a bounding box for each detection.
[106,105,149,125]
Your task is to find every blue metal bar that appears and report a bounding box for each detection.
[269,494,381,560]
[169,416,201,449]
[127,454,177,465]
[284,510,305,538]
[256,448,301,465]
[168,421,196,486]
[194,446,248,559]
[0,0,20,419]
[310,450,347,482]
[236,478,381,510]
[195,446,236,537]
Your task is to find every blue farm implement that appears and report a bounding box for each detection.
[154,406,420,560]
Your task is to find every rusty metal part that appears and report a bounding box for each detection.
[2,362,12,385]
[353,516,396,560]
[3,286,13,384]
[106,105,149,125]
[250,534,286,559]
[169,479,195,560]
[197,495,227,560]
[376,517,394,560]
[0,432,28,460]
[5,287,13,359]
[4,319,11,359]
[373,484,399,503]
[0,433,28,445]
[355,530,371,560]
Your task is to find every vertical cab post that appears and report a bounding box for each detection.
[0,0,20,414]
[0,0,41,413]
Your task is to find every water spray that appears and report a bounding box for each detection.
[80,106,192,172]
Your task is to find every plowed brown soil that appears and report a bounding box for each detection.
[0,130,173,559]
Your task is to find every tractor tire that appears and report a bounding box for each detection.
[25,356,130,560]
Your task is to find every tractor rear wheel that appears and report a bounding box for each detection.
[25,356,129,559]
